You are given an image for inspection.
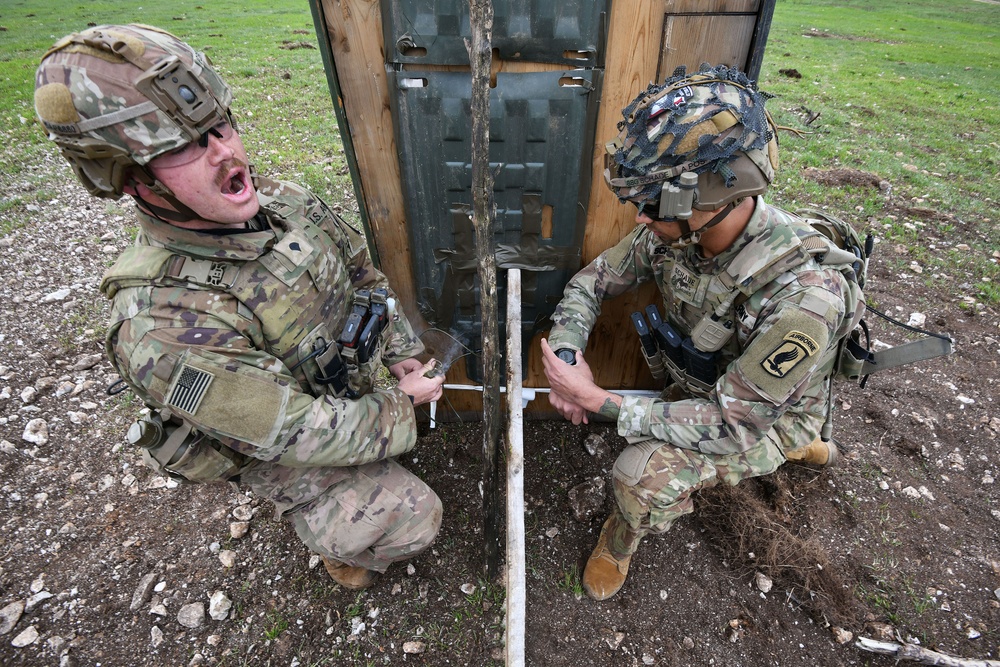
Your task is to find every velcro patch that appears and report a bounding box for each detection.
[760,331,818,379]
[169,365,214,415]
[737,306,830,404]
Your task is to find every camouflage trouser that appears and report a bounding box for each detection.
[242,459,442,572]
[605,434,785,557]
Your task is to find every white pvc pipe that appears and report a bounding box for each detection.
[505,268,526,667]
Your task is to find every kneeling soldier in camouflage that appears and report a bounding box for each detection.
[35,24,446,590]
[542,65,865,600]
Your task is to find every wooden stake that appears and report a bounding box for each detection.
[467,0,502,580]
[856,637,1000,666]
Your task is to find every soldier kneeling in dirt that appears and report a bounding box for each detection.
[542,65,867,601]
[34,24,445,590]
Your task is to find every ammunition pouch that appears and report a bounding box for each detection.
[130,411,247,484]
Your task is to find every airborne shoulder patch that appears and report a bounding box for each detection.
[169,364,214,415]
[761,330,819,378]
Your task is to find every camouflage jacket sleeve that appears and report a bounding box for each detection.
[108,286,419,468]
[617,265,851,455]
[548,226,658,351]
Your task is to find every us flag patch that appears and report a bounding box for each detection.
[169,365,214,415]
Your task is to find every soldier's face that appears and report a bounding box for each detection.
[635,208,714,242]
[145,123,259,229]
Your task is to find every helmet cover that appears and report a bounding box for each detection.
[34,23,233,198]
[604,63,779,211]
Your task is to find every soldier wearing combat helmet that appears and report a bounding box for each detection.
[35,24,446,590]
[542,64,865,600]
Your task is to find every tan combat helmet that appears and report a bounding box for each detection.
[34,23,233,202]
[603,63,779,239]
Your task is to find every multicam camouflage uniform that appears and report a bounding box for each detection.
[548,198,858,555]
[100,176,440,572]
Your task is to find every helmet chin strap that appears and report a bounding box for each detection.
[669,201,737,249]
[129,168,209,224]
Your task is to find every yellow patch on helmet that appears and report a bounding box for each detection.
[673,119,716,155]
[34,83,80,124]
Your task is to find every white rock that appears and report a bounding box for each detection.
[968,627,981,640]
[232,505,254,521]
[956,395,975,405]
[177,602,205,628]
[20,387,37,404]
[403,641,426,654]
[308,554,321,570]
[218,550,237,568]
[207,635,221,646]
[131,573,158,611]
[149,604,168,617]
[21,419,49,445]
[229,522,249,539]
[11,625,38,647]
[42,288,72,302]
[67,411,88,425]
[407,563,416,576]
[54,381,76,397]
[70,354,102,371]
[150,626,164,648]
[30,575,45,594]
[901,486,921,499]
[0,440,16,454]
[208,591,231,621]
[907,312,926,328]
[25,591,53,610]
[0,600,25,635]
[832,627,853,644]
[460,583,476,595]
[918,486,936,501]
[755,572,773,593]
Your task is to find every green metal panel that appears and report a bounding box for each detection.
[388,68,601,377]
[382,0,608,67]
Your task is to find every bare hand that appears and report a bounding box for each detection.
[396,359,445,406]
[548,388,589,425]
[389,357,423,380]
[541,338,622,420]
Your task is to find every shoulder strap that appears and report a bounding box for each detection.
[101,245,242,295]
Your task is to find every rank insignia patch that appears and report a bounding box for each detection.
[169,364,214,415]
[761,330,819,378]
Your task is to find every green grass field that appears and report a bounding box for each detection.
[1,0,998,295]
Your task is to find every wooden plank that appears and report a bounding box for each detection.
[659,14,758,78]
[317,0,422,323]
[664,0,759,12]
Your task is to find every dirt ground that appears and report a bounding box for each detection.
[1,157,998,666]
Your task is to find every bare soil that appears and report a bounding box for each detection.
[1,159,998,666]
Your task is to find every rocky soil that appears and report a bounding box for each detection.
[1,154,999,666]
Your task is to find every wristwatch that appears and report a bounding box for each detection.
[555,348,577,366]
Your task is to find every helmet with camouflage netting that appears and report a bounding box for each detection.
[34,23,233,199]
[604,63,779,219]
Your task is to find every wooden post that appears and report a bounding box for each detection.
[468,0,502,580]
[505,269,526,666]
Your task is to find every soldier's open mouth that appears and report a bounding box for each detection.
[222,171,246,196]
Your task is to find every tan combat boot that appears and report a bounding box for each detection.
[785,437,839,467]
[582,516,633,601]
[321,556,379,590]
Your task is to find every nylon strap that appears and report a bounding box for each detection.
[860,336,953,375]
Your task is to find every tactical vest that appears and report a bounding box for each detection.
[101,197,385,482]
[645,214,867,400]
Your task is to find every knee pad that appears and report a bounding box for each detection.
[612,438,664,487]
